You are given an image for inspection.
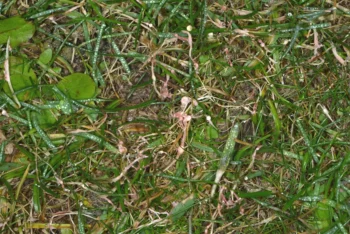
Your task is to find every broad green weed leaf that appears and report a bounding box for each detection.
[0,162,24,171]
[38,48,52,65]
[199,55,210,64]
[313,202,333,231]
[2,56,38,101]
[52,67,61,74]
[57,73,96,100]
[169,196,195,222]
[191,141,214,153]
[84,102,99,121]
[220,67,235,77]
[146,137,165,149]
[206,125,219,139]
[36,109,58,128]
[66,11,83,19]
[237,190,273,198]
[0,17,35,47]
[0,162,28,180]
[61,229,74,234]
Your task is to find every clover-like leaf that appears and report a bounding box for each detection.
[57,73,96,100]
[0,16,35,47]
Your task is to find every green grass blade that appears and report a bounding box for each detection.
[92,23,106,86]
[211,122,240,197]
[31,112,56,151]
[71,132,118,153]
[296,119,319,164]
[268,99,281,144]
[33,180,42,213]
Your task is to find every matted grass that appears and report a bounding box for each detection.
[0,0,349,233]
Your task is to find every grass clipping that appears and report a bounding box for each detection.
[211,122,240,197]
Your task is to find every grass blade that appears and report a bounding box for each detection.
[92,23,106,86]
[211,122,240,197]
[31,112,56,151]
[296,119,319,164]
